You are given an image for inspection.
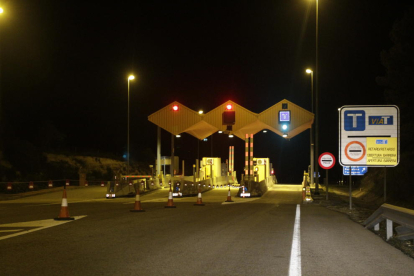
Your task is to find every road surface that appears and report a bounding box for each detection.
[1,185,413,275]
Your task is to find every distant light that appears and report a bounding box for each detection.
[306,69,313,74]
[218,130,223,133]
[282,133,288,138]
[263,130,267,133]
[172,104,179,111]
[229,134,234,138]
[176,134,181,138]
[0,8,3,14]
[226,104,233,110]
[128,75,135,80]
[123,154,127,159]
[198,110,203,114]
[282,124,288,130]
[203,138,208,142]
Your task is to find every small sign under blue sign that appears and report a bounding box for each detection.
[343,166,368,176]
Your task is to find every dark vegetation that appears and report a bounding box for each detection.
[372,6,414,209]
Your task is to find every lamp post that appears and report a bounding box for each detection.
[315,0,320,195]
[308,0,320,194]
[127,75,135,175]
[0,8,4,156]
[306,69,314,189]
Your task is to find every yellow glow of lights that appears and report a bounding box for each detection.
[0,8,3,13]
[306,69,313,74]
[128,75,135,80]
[198,110,203,114]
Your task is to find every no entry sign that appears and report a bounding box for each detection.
[319,152,336,170]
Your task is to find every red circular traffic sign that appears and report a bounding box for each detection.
[318,152,336,170]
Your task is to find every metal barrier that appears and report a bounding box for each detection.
[363,203,414,241]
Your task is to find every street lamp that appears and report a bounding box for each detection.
[306,69,314,188]
[127,75,135,175]
[314,0,320,194]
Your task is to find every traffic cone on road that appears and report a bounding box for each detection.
[194,188,205,206]
[165,185,176,208]
[54,186,74,221]
[225,186,234,202]
[130,187,145,212]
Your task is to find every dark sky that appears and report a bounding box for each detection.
[1,1,412,182]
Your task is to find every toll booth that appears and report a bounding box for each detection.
[200,157,221,181]
[155,156,180,176]
[253,158,270,182]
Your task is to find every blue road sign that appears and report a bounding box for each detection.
[343,166,368,176]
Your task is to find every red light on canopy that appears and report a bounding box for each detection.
[226,104,233,110]
[172,104,179,111]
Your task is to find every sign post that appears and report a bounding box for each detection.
[339,105,399,208]
[318,152,335,200]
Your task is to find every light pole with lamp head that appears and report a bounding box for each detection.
[127,75,135,175]
[306,69,314,188]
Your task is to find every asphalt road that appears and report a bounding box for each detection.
[1,185,413,275]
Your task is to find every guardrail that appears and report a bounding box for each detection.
[363,203,414,241]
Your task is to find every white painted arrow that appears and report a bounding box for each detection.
[0,216,87,241]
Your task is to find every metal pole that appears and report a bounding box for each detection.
[127,78,130,175]
[384,167,387,202]
[314,0,320,195]
[211,134,213,157]
[349,166,352,210]
[171,134,174,178]
[326,169,329,200]
[310,71,314,188]
[157,126,161,180]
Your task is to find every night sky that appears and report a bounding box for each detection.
[1,1,412,182]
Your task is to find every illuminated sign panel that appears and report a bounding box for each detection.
[339,105,399,167]
[279,110,290,123]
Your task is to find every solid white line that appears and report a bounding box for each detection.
[0,229,23,233]
[289,204,301,276]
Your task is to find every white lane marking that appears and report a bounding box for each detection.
[289,204,301,276]
[0,229,23,233]
[0,216,87,241]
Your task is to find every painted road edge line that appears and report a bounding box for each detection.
[289,204,301,276]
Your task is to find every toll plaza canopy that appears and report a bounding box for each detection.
[148,99,314,140]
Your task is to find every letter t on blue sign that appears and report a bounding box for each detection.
[344,110,365,131]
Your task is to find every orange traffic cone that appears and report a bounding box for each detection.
[130,187,145,212]
[225,186,234,202]
[54,187,74,221]
[194,188,205,206]
[165,185,176,208]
